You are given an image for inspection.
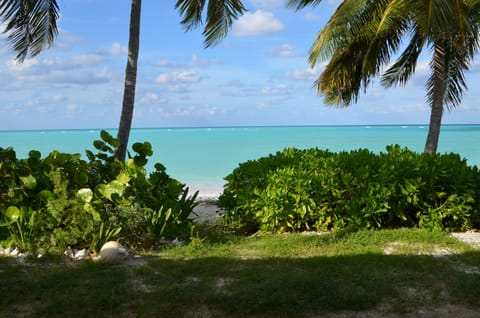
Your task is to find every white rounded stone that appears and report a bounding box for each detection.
[99,241,128,264]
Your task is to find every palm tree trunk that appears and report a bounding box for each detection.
[424,42,446,154]
[115,0,141,161]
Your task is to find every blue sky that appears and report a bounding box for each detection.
[1,0,479,130]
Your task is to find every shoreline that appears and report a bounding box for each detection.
[186,182,225,223]
[185,182,224,200]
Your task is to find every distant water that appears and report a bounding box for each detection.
[1,125,479,197]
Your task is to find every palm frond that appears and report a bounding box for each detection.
[381,27,424,87]
[175,0,246,47]
[443,37,475,110]
[423,0,479,111]
[175,0,206,31]
[425,40,451,112]
[287,0,325,11]
[318,38,371,106]
[203,0,246,47]
[309,0,370,66]
[1,0,59,62]
[362,0,410,75]
[412,0,470,38]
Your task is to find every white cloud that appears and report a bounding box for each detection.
[139,92,168,105]
[267,44,303,57]
[220,80,256,97]
[286,68,318,81]
[6,53,111,85]
[413,60,430,75]
[255,101,271,110]
[260,83,292,95]
[64,103,84,118]
[173,106,195,116]
[156,70,201,84]
[0,103,24,115]
[145,104,221,118]
[156,55,220,68]
[232,10,285,36]
[96,67,113,81]
[94,42,127,56]
[203,106,218,116]
[221,80,293,97]
[107,41,128,56]
[60,54,106,68]
[155,70,202,92]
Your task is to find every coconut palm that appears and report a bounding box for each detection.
[0,0,59,62]
[288,0,480,153]
[1,0,246,161]
[116,0,246,161]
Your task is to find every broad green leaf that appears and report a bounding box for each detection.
[4,206,21,222]
[97,180,125,201]
[105,226,122,241]
[132,142,143,154]
[28,150,41,160]
[116,171,131,184]
[93,140,113,153]
[77,188,93,203]
[38,190,55,202]
[100,130,121,148]
[83,203,101,221]
[20,175,37,189]
[134,156,148,167]
[85,150,96,161]
[100,130,112,142]
[154,163,166,172]
[125,158,137,169]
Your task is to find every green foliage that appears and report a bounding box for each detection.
[219,145,480,233]
[0,131,198,256]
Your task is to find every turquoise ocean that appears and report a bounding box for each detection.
[1,125,479,197]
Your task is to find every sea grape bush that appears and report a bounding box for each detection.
[218,145,480,233]
[0,131,197,256]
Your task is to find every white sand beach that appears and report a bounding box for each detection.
[188,182,224,200]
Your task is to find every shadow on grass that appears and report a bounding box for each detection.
[1,250,479,317]
[134,252,480,317]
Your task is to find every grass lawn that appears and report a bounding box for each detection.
[1,228,480,317]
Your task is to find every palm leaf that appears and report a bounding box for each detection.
[203,0,246,47]
[176,0,246,47]
[1,0,59,62]
[175,0,206,31]
[381,27,425,87]
[309,0,370,66]
[287,0,325,10]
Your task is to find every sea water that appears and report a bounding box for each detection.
[1,125,479,197]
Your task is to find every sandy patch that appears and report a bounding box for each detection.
[451,231,480,247]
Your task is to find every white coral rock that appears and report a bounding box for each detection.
[99,241,128,264]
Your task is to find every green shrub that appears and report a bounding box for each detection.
[0,131,198,256]
[218,145,480,233]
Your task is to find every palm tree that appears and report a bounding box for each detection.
[0,0,59,62]
[116,0,246,161]
[1,0,246,161]
[288,0,480,153]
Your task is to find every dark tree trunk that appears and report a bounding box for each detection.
[424,42,446,154]
[115,0,141,161]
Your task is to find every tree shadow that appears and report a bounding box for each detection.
[0,249,479,317]
[135,251,480,317]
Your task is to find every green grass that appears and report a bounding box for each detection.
[1,228,480,317]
